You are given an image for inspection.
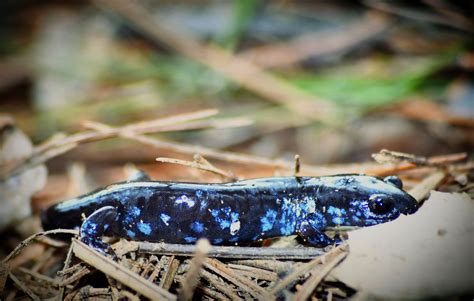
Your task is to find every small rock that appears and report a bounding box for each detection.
[0,119,47,231]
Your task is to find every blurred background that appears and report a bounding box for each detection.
[0,2,473,296]
[0,0,472,188]
[0,3,473,299]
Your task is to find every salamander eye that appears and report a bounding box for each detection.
[369,195,393,215]
[383,176,403,189]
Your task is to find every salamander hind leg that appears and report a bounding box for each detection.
[298,220,342,247]
[80,206,118,258]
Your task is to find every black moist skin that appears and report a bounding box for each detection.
[42,175,418,254]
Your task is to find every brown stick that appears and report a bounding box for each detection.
[227,263,278,282]
[138,241,324,259]
[16,267,57,286]
[408,171,446,202]
[365,0,473,32]
[200,269,241,301]
[0,109,219,180]
[58,246,76,301]
[372,149,467,167]
[2,229,78,264]
[293,250,348,301]
[156,157,237,181]
[72,239,176,300]
[58,266,91,286]
[161,257,180,290]
[177,239,211,301]
[204,258,272,299]
[241,12,390,68]
[270,244,348,296]
[8,272,40,301]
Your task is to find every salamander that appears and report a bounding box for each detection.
[41,173,418,255]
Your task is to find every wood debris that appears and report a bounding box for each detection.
[1,133,472,300]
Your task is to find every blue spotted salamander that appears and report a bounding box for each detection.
[41,174,418,254]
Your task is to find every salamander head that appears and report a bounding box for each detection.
[310,175,418,228]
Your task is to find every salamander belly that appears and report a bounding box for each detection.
[115,185,298,244]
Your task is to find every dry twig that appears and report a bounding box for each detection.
[200,269,241,301]
[72,239,176,300]
[241,12,390,68]
[8,272,40,301]
[156,157,237,181]
[372,149,467,167]
[204,258,272,300]
[138,242,324,260]
[227,263,278,282]
[2,229,78,265]
[178,239,211,301]
[161,257,180,290]
[364,0,473,32]
[81,118,390,175]
[408,171,446,202]
[293,248,349,301]
[1,109,224,180]
[270,244,348,296]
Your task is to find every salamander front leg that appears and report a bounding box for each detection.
[298,220,342,247]
[80,206,118,258]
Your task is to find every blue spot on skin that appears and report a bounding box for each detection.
[211,207,236,230]
[131,206,141,216]
[223,207,232,215]
[160,213,171,226]
[307,212,327,229]
[138,222,152,235]
[261,210,277,231]
[123,214,133,224]
[326,206,348,226]
[220,220,231,229]
[191,221,204,233]
[200,199,208,211]
[299,196,316,217]
[127,230,136,238]
[175,195,195,207]
[212,238,223,244]
[124,206,142,225]
[229,212,240,235]
[349,200,371,222]
[280,223,294,235]
[277,198,297,235]
[327,206,345,216]
[184,236,197,243]
[81,221,98,237]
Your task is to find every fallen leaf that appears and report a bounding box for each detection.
[331,191,474,298]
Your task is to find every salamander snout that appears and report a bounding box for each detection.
[330,175,420,227]
[399,193,418,215]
